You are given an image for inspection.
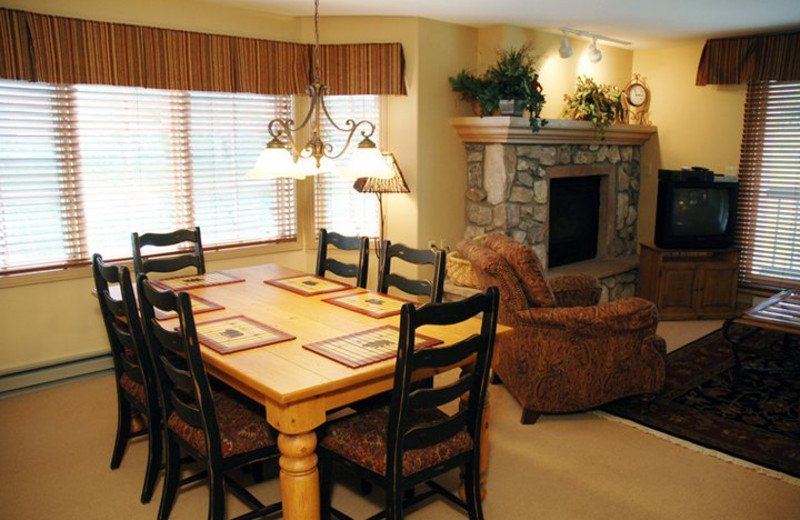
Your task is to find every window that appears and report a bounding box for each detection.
[737,80,800,290]
[0,79,295,274]
[313,95,381,237]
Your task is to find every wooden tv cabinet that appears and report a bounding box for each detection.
[639,243,739,320]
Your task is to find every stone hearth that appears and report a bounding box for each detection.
[452,117,657,301]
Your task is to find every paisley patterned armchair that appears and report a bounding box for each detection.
[458,233,667,424]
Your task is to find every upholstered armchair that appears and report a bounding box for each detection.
[458,233,666,424]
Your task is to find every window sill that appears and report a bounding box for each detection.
[0,240,302,290]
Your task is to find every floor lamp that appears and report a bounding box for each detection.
[352,153,410,257]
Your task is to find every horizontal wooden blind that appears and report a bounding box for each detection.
[0,79,295,274]
[313,95,380,238]
[737,80,800,289]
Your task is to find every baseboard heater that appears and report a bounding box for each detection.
[0,353,113,396]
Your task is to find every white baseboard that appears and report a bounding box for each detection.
[0,354,113,395]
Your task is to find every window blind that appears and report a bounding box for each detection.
[0,79,295,274]
[737,80,800,289]
[313,95,380,237]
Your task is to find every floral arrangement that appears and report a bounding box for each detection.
[562,76,624,134]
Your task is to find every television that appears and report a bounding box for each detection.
[654,175,738,250]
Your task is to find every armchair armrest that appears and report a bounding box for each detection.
[547,273,601,307]
[515,297,659,334]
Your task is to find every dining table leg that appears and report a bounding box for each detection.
[277,431,320,520]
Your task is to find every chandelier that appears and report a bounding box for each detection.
[247,0,393,180]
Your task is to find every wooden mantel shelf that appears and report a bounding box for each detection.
[451,117,657,146]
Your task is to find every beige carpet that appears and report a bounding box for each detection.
[1,320,799,519]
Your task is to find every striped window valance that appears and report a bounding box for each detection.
[0,8,406,96]
[696,31,800,86]
[318,43,407,95]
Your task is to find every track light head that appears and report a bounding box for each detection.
[558,32,573,59]
[588,38,602,63]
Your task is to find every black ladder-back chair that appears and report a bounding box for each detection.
[132,227,205,276]
[137,275,281,520]
[378,241,446,303]
[319,286,500,520]
[91,254,162,504]
[315,228,369,289]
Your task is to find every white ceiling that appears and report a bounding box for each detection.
[199,0,800,48]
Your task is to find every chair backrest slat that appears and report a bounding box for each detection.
[378,241,446,303]
[408,373,474,410]
[411,336,482,369]
[170,390,204,429]
[404,410,469,451]
[324,258,360,280]
[132,227,205,276]
[315,228,369,288]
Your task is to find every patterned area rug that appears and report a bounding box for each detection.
[603,327,800,478]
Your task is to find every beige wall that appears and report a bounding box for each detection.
[0,0,749,376]
[633,41,746,244]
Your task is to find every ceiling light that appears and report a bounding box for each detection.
[558,31,573,59]
[588,38,603,63]
[557,27,631,63]
[248,0,393,180]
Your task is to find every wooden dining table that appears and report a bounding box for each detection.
[156,263,507,520]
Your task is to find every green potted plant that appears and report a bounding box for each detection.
[448,69,499,117]
[563,75,625,135]
[448,46,547,133]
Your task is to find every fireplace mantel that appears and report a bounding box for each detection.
[451,117,657,146]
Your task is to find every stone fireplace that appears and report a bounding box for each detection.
[452,117,657,301]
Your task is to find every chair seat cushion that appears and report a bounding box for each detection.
[119,372,146,405]
[320,405,473,477]
[167,391,276,458]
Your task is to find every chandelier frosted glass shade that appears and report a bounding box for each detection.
[247,139,305,179]
[341,137,394,179]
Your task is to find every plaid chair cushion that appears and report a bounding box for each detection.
[119,372,146,405]
[167,391,276,458]
[320,405,473,477]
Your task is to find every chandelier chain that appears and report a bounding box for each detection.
[312,0,321,84]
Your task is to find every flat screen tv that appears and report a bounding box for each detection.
[654,178,738,249]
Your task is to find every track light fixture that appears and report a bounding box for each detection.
[558,30,573,58]
[558,27,631,63]
[588,38,602,63]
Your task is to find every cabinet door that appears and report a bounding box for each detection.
[695,262,738,315]
[658,263,697,316]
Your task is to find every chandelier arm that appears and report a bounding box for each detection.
[267,119,304,156]
[292,83,319,133]
[320,120,376,160]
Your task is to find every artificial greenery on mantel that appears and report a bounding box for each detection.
[448,46,547,133]
[562,76,625,135]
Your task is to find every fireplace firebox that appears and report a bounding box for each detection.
[548,176,600,268]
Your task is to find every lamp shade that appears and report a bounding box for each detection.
[352,154,410,194]
[343,137,394,179]
[297,155,338,177]
[247,145,303,179]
